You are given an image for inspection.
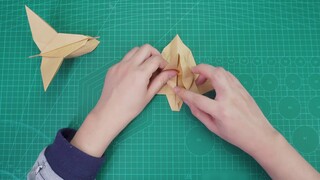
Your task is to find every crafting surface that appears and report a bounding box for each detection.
[0,0,319,179]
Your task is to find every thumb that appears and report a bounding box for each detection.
[174,87,218,115]
[147,70,177,97]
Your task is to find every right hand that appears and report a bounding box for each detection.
[174,64,279,155]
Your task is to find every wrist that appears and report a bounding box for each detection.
[93,99,135,128]
[70,110,122,157]
[247,128,320,180]
[249,129,286,160]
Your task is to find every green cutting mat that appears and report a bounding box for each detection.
[0,0,319,179]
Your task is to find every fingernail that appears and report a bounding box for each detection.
[168,71,178,78]
[173,87,180,93]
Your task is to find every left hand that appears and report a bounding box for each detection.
[93,44,177,129]
[71,44,177,157]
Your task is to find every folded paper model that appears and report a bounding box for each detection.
[25,6,100,91]
[158,35,213,111]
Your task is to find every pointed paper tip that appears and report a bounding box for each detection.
[42,72,49,92]
[28,54,40,58]
[174,34,181,40]
[88,36,100,40]
[25,5,32,13]
[171,34,183,46]
[43,84,48,92]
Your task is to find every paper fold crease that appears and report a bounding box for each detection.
[158,35,213,111]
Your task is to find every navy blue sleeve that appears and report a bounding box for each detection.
[44,128,105,180]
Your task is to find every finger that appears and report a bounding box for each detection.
[147,70,177,98]
[192,64,216,76]
[187,104,219,134]
[192,64,229,93]
[131,44,160,65]
[142,55,168,76]
[122,47,139,62]
[195,74,207,86]
[174,87,218,116]
[226,71,253,101]
[224,71,233,83]
[225,71,246,92]
[227,71,243,88]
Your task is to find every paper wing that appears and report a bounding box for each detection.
[25,6,57,51]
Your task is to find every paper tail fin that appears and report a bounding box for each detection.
[40,57,64,91]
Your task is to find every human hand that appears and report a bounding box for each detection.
[71,45,177,157]
[174,64,278,155]
[175,64,320,180]
[93,44,177,129]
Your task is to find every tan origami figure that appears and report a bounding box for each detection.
[25,6,100,91]
[158,35,213,111]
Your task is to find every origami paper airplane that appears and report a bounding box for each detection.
[25,6,100,91]
[158,35,213,111]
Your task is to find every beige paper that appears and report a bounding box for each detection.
[25,6,100,91]
[158,35,213,111]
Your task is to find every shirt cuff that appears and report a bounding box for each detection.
[45,128,105,180]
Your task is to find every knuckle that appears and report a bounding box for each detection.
[165,71,174,80]
[198,63,207,67]
[150,57,161,65]
[213,67,226,78]
[182,91,194,103]
[191,108,198,116]
[189,93,195,102]
[196,63,208,70]
[108,66,114,72]
[177,88,186,97]
[153,54,162,59]
[157,78,167,88]
[199,63,212,69]
[159,75,167,85]
[127,47,139,56]
[216,67,225,73]
[108,65,117,73]
[142,44,152,50]
[137,68,147,76]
